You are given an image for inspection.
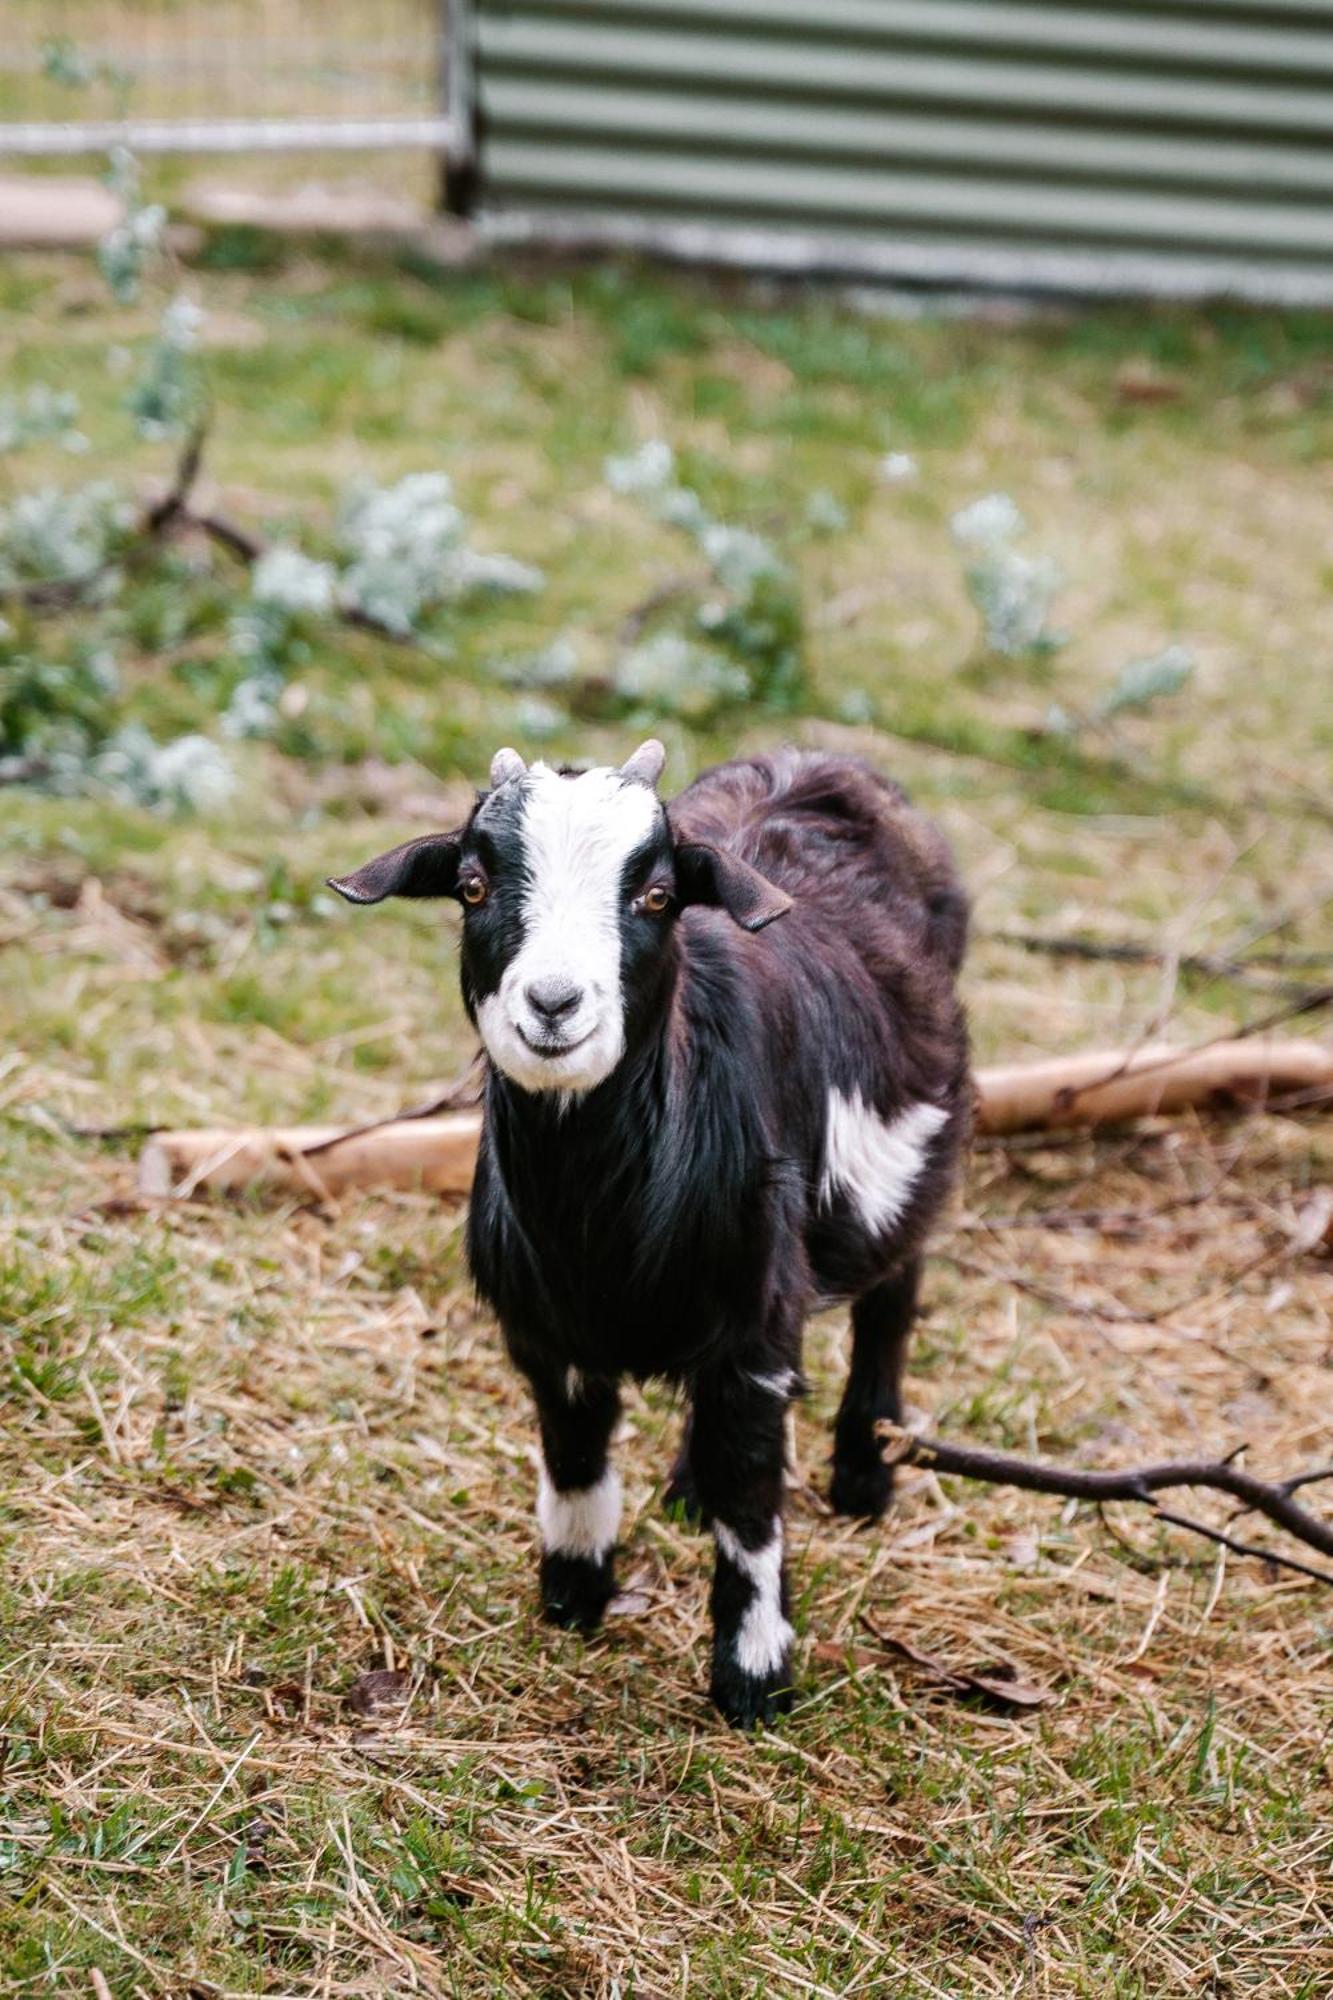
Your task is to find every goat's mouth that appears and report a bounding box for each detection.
[517,1024,594,1061]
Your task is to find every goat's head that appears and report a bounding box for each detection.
[328,742,791,1095]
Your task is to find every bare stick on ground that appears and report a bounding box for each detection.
[877,1424,1333,1583]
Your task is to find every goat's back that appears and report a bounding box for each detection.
[669,748,968,974]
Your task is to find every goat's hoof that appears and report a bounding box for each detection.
[539,1552,616,1632]
[710,1656,796,1731]
[828,1457,895,1522]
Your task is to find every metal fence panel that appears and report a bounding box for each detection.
[0,0,462,154]
[473,0,1333,300]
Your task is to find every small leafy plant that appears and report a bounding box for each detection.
[3,47,547,806]
[951,492,1063,659]
[604,441,807,721]
[1045,645,1195,739]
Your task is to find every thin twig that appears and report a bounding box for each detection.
[953,1182,1239,1236]
[878,1425,1333,1579]
[617,572,705,644]
[986,928,1333,995]
[141,419,207,535]
[939,1249,1162,1329]
[0,569,114,610]
[7,419,433,650]
[177,505,265,565]
[299,1056,484,1159]
[1051,989,1333,1116]
[1148,1507,1333,1587]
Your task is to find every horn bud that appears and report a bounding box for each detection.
[489,747,527,789]
[620,739,666,788]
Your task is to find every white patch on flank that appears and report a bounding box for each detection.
[537,1463,622,1560]
[819,1091,949,1237]
[748,1368,797,1401]
[714,1519,793,1677]
[476,762,660,1096]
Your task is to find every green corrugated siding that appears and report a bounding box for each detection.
[472,0,1333,297]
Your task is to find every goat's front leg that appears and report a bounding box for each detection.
[689,1361,795,1728]
[525,1362,622,1632]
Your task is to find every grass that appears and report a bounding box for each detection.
[2,236,1333,1996]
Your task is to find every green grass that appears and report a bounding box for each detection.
[1,235,1332,1996]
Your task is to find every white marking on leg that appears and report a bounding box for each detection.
[537,1463,621,1561]
[747,1367,797,1401]
[820,1091,949,1236]
[715,1519,794,1677]
[564,1365,584,1401]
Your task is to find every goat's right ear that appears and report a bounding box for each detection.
[327,831,462,906]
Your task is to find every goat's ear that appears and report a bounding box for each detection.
[327,831,462,906]
[674,842,793,932]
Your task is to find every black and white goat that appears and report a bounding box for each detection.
[331,742,970,1726]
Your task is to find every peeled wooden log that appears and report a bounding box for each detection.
[137,1114,479,1201]
[975,1035,1333,1136]
[137,1037,1331,1199]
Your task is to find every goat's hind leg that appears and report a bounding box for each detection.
[830,1259,918,1520]
[528,1363,622,1632]
[663,1404,704,1522]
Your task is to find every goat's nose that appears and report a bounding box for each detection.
[525,975,583,1024]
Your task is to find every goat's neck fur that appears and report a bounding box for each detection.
[488,930,754,1226]
[471,925,783,1374]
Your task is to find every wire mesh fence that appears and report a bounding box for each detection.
[1,0,460,153]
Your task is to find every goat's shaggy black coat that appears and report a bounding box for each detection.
[336,748,970,1726]
[469,751,968,1365]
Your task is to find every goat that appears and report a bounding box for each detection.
[330,742,970,1726]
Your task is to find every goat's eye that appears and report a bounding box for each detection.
[461,877,488,907]
[637,885,672,916]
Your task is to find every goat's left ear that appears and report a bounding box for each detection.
[327,831,462,905]
[674,842,793,932]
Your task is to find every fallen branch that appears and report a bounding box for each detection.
[975,1033,1332,1135]
[134,1035,1333,1199]
[876,1424,1333,1583]
[137,1113,479,1202]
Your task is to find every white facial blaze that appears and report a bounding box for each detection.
[537,1464,622,1561]
[715,1520,793,1677]
[475,763,660,1095]
[820,1091,949,1236]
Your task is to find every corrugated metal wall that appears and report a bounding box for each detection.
[471,0,1333,301]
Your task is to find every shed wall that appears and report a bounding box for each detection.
[472,0,1333,299]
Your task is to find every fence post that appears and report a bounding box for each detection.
[439,0,478,215]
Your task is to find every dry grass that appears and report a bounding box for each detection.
[4,828,1331,1997]
[3,248,1333,1996]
